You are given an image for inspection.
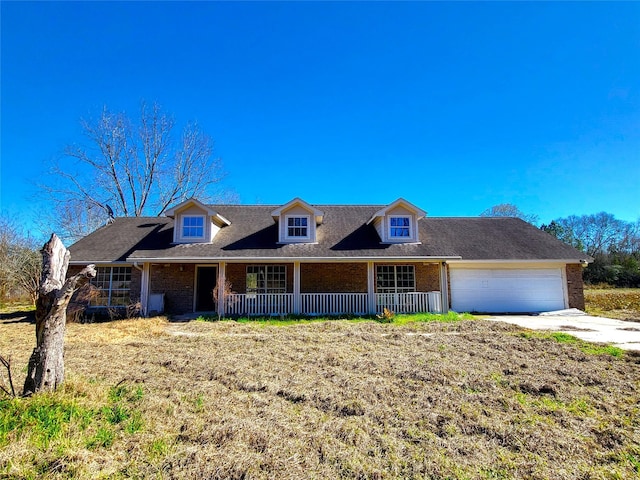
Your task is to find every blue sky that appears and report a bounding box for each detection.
[1,1,639,233]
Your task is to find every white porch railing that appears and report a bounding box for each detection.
[223,291,440,316]
[301,293,368,315]
[225,293,294,316]
[375,292,433,314]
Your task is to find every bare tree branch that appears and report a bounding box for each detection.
[0,355,16,397]
[41,101,230,239]
[480,203,539,225]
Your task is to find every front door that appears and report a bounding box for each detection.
[196,266,218,311]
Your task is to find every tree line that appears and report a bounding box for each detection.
[540,213,640,287]
[482,204,640,287]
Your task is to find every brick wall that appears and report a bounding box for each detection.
[417,263,441,292]
[566,263,586,310]
[301,263,368,293]
[225,264,246,294]
[149,264,195,313]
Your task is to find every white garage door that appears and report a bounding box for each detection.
[450,268,566,313]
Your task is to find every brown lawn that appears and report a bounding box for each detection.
[585,288,640,322]
[1,313,639,479]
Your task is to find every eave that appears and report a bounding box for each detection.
[123,255,464,263]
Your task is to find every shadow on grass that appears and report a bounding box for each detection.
[0,309,35,325]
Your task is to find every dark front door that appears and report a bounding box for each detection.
[196,266,218,311]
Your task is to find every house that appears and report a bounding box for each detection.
[68,197,591,317]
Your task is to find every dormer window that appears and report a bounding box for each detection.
[366,198,426,244]
[165,198,231,244]
[272,198,323,244]
[286,216,309,239]
[182,215,205,239]
[389,216,411,238]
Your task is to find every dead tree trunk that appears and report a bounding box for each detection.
[22,234,95,396]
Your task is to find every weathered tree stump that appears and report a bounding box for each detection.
[23,234,95,396]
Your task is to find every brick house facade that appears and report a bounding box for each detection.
[68,197,590,317]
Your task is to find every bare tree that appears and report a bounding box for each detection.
[43,101,228,242]
[547,212,634,257]
[0,216,42,305]
[212,279,235,321]
[12,245,41,305]
[543,213,640,286]
[0,217,19,302]
[480,203,539,225]
[23,234,95,395]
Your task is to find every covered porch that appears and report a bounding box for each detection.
[215,260,448,317]
[142,260,450,317]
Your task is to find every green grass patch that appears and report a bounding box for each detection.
[86,426,114,449]
[515,392,596,417]
[550,332,579,343]
[0,395,91,449]
[580,343,624,357]
[197,314,370,325]
[108,383,144,403]
[519,331,624,357]
[0,381,145,459]
[148,437,171,458]
[391,311,474,325]
[0,302,35,314]
[196,311,474,325]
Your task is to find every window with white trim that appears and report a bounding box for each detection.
[182,215,205,238]
[246,265,287,294]
[90,266,132,306]
[286,216,309,239]
[376,265,415,293]
[389,216,411,238]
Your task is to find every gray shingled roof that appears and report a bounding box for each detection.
[68,205,588,263]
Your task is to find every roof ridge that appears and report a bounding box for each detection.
[208,204,386,207]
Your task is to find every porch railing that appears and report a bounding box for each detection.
[375,292,434,314]
[223,291,441,316]
[225,293,294,316]
[301,293,368,316]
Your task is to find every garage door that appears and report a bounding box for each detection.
[450,268,566,313]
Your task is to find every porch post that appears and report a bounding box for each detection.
[367,261,376,315]
[440,262,449,313]
[218,262,226,318]
[140,263,150,317]
[293,261,301,315]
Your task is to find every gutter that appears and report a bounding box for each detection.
[446,259,592,265]
[70,256,589,266]
[68,260,132,266]
[123,255,464,263]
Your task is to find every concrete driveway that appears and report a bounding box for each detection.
[487,309,640,351]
